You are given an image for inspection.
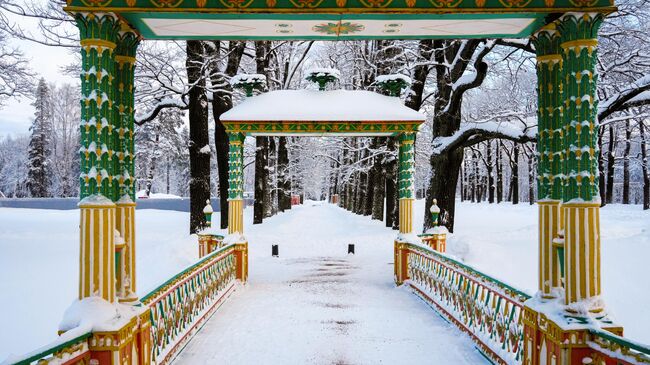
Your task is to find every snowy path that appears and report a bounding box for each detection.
[174,202,486,365]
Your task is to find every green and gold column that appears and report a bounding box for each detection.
[398,133,416,234]
[558,13,604,311]
[114,28,139,303]
[533,25,564,299]
[227,133,245,234]
[76,13,121,303]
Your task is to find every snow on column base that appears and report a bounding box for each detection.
[58,297,152,365]
[522,292,623,365]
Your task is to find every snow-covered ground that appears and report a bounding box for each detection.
[0,208,197,361]
[0,201,648,362]
[174,201,486,364]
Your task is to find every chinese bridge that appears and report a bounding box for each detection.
[8,0,650,364]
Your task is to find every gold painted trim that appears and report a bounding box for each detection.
[561,201,600,208]
[537,54,562,63]
[561,39,598,49]
[64,5,617,14]
[80,38,117,49]
[537,199,562,205]
[115,55,137,64]
[78,203,117,208]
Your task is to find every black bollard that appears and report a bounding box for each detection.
[348,244,355,254]
[272,244,279,257]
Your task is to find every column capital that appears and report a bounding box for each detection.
[74,12,121,43]
[557,12,604,43]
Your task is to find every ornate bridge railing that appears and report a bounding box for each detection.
[587,329,650,364]
[7,244,238,365]
[140,243,237,364]
[8,332,92,365]
[404,242,531,365]
[403,242,650,365]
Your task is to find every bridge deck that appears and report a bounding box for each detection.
[173,202,487,364]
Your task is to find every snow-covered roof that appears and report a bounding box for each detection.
[221,90,425,122]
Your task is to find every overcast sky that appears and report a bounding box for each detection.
[0,9,77,137]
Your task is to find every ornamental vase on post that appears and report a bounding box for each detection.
[430,199,440,227]
[204,199,214,228]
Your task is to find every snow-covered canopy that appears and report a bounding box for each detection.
[221,90,425,123]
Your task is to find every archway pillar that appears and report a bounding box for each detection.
[394,132,416,285]
[524,13,623,365]
[74,12,151,365]
[532,24,564,300]
[227,132,248,282]
[227,132,245,235]
[398,132,416,234]
[114,25,140,304]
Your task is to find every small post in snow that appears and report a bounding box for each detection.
[348,244,355,254]
[272,244,279,257]
[203,199,213,228]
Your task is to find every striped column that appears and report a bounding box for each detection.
[398,133,415,234]
[116,200,137,302]
[228,133,245,235]
[558,13,604,311]
[79,199,116,302]
[114,27,139,303]
[533,25,564,298]
[76,13,120,303]
[563,202,601,306]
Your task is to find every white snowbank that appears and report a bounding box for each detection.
[221,90,425,122]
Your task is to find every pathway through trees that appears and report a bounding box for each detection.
[174,202,486,364]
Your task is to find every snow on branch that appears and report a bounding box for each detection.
[432,112,536,156]
[134,98,187,125]
[599,74,650,121]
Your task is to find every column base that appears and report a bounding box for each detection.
[394,240,409,285]
[198,233,225,258]
[59,298,151,365]
[234,242,248,282]
[523,295,622,365]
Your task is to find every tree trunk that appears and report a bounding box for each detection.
[385,137,398,228]
[496,140,503,203]
[487,141,495,203]
[606,124,616,204]
[144,133,159,197]
[598,126,606,206]
[277,136,291,211]
[186,40,211,234]
[268,137,278,216]
[166,156,170,194]
[623,120,631,204]
[425,148,463,232]
[471,152,478,203]
[640,120,649,210]
[253,136,268,224]
[511,143,519,205]
[528,148,535,205]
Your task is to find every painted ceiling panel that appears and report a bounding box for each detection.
[127,13,544,39]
